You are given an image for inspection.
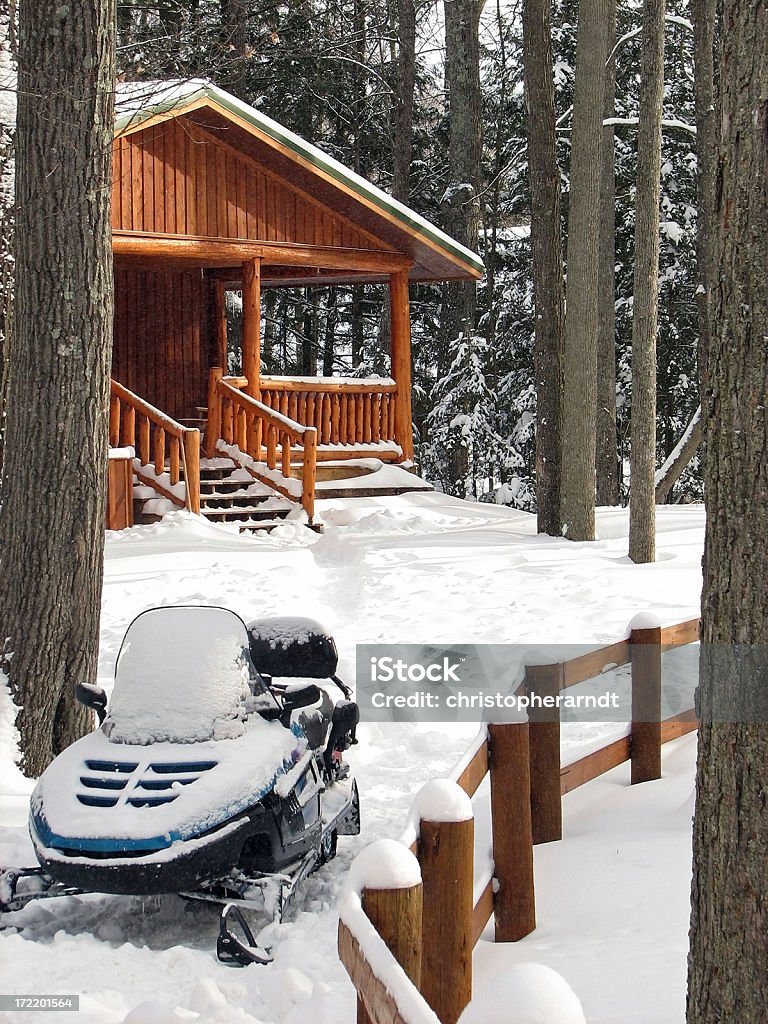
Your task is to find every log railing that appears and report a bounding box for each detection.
[258,375,401,455]
[208,370,317,522]
[340,616,702,1023]
[109,380,200,514]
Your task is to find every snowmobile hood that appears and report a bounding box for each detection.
[30,718,305,856]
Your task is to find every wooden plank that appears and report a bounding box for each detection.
[183,128,196,235]
[206,144,218,236]
[454,737,488,798]
[196,131,208,236]
[236,154,247,238]
[245,163,257,238]
[561,640,632,689]
[661,708,698,742]
[163,125,176,234]
[560,736,631,795]
[661,618,700,649]
[472,878,494,947]
[174,122,186,236]
[153,125,165,233]
[216,144,228,236]
[338,921,421,1024]
[142,132,154,230]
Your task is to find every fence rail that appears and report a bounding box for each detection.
[258,375,398,450]
[340,616,702,1023]
[109,379,200,513]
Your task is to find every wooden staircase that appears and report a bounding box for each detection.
[196,460,295,533]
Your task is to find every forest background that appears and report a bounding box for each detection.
[32,0,698,511]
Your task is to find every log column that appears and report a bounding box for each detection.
[242,258,261,398]
[214,279,228,372]
[389,268,414,461]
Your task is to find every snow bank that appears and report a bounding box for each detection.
[458,963,585,1024]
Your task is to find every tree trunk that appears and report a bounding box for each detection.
[440,0,484,351]
[0,0,115,777]
[686,1,768,1019]
[0,0,15,474]
[391,0,416,204]
[691,0,716,397]
[628,0,665,563]
[559,0,609,541]
[522,0,564,536]
[438,0,485,499]
[595,0,619,507]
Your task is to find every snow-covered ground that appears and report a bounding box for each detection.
[0,494,705,1023]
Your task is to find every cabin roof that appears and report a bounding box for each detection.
[114,80,483,283]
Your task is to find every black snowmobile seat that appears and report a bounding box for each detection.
[247,617,338,680]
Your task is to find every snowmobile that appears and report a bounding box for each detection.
[0,605,360,965]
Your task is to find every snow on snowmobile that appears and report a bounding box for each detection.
[0,605,360,965]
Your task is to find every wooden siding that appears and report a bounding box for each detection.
[112,263,207,420]
[112,118,395,254]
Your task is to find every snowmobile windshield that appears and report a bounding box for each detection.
[108,606,256,744]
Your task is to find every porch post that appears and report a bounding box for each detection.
[389,268,414,461]
[214,279,228,371]
[242,258,261,398]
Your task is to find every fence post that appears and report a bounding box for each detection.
[526,662,563,843]
[358,880,423,1024]
[418,785,474,1024]
[488,722,536,941]
[182,430,201,515]
[630,625,663,784]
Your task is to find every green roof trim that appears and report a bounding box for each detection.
[115,80,484,277]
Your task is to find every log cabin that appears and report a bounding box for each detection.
[108,80,483,529]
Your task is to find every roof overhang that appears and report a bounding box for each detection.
[115,81,484,285]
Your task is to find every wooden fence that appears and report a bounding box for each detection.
[206,370,318,522]
[259,376,400,454]
[109,379,200,513]
[339,617,701,1023]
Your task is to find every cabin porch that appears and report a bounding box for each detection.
[108,250,422,528]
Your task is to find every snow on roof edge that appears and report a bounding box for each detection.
[114,79,484,278]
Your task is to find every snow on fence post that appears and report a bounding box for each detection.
[488,722,536,941]
[630,620,663,784]
[338,840,427,1024]
[411,780,474,1024]
[525,663,564,844]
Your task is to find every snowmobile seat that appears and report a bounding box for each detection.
[247,617,338,680]
[323,700,359,777]
[292,687,335,750]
